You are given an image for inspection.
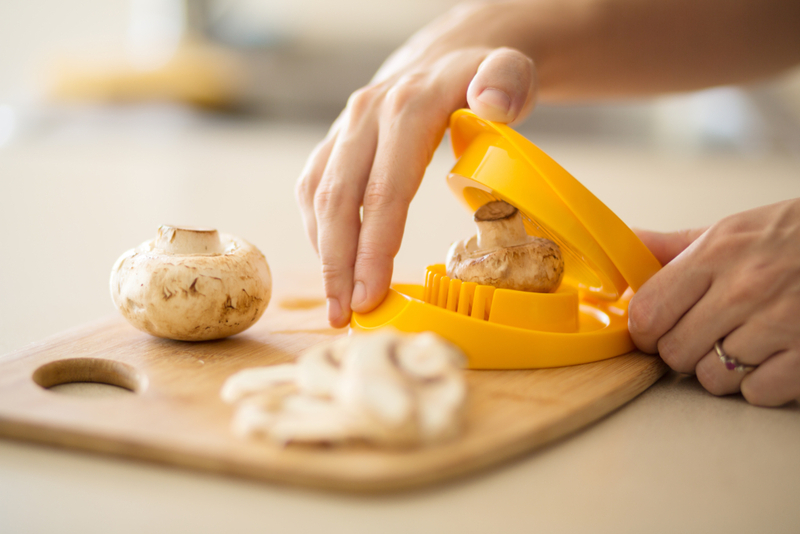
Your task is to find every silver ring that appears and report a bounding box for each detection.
[714,340,756,373]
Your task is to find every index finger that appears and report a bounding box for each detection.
[315,104,380,327]
[628,235,712,353]
[350,52,489,313]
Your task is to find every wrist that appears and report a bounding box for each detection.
[449,0,605,101]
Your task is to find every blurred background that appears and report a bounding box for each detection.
[3,0,800,144]
[2,0,800,354]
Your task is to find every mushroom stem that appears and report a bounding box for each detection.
[154,225,225,255]
[474,201,529,250]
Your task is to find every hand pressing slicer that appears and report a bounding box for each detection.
[351,109,662,369]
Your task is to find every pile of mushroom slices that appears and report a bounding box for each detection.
[220,331,468,447]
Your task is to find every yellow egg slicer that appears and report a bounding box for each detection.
[351,109,662,369]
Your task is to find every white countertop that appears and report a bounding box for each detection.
[1,107,799,533]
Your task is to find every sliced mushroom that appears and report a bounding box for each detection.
[446,200,564,293]
[334,333,417,443]
[219,330,468,447]
[110,225,271,341]
[417,372,467,442]
[232,402,277,438]
[296,342,341,398]
[220,364,297,404]
[395,332,466,380]
[268,410,364,445]
[325,335,351,365]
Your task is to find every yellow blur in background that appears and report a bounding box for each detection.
[2,0,800,138]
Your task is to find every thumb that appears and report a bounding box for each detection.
[634,227,709,266]
[467,47,536,124]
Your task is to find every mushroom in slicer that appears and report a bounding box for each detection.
[446,200,564,292]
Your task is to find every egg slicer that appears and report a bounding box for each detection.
[351,109,662,369]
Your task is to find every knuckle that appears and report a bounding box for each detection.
[295,174,314,207]
[701,221,748,261]
[354,242,393,266]
[628,295,657,340]
[363,180,405,211]
[696,363,728,396]
[313,182,339,214]
[320,262,349,279]
[677,228,701,249]
[320,252,355,281]
[657,335,691,373]
[385,73,428,114]
[296,140,331,208]
[698,220,733,247]
[696,231,726,261]
[347,84,382,116]
[493,46,534,68]
[710,214,740,236]
[723,273,767,309]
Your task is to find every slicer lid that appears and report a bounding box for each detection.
[448,109,661,300]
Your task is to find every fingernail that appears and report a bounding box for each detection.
[476,88,511,115]
[327,298,342,324]
[351,281,367,310]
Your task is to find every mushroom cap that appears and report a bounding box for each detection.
[447,234,564,292]
[110,229,271,341]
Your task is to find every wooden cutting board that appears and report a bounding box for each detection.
[0,278,667,492]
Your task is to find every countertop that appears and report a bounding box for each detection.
[1,106,799,533]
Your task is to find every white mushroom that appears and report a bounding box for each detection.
[296,342,341,398]
[232,402,277,438]
[335,334,414,426]
[446,200,564,293]
[110,225,271,341]
[269,395,362,444]
[334,333,419,445]
[220,331,468,447]
[395,332,466,380]
[417,372,467,442]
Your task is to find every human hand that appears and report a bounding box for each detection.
[295,2,537,327]
[629,199,800,406]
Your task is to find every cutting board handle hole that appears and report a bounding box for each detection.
[32,358,147,396]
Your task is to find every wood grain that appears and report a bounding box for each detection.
[0,279,667,492]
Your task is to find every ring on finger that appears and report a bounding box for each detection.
[715,340,757,373]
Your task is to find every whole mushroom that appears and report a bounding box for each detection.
[446,200,564,292]
[110,225,271,341]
